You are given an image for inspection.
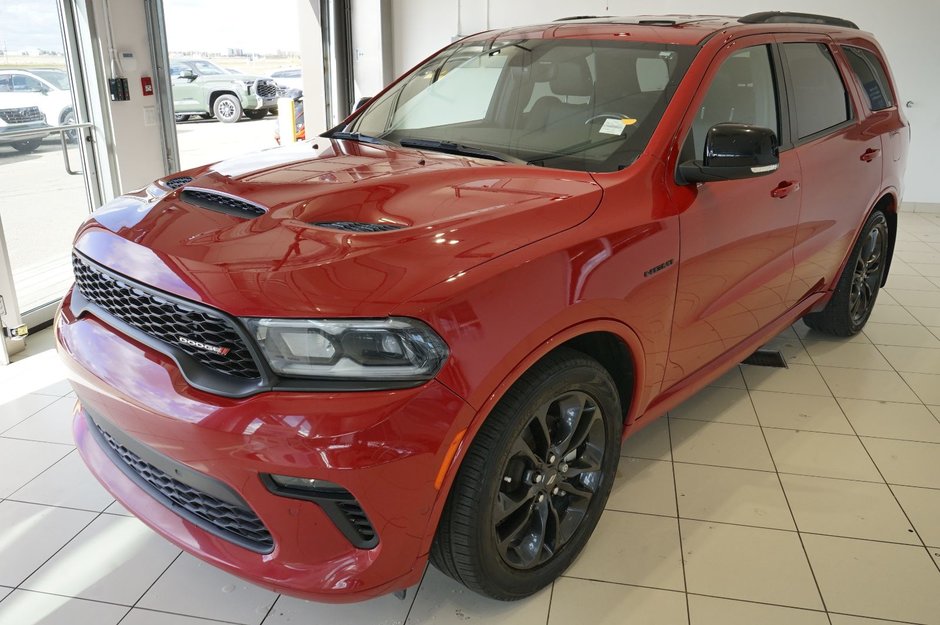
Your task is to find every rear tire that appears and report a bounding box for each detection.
[10,138,42,153]
[431,347,621,600]
[803,210,889,335]
[212,94,242,123]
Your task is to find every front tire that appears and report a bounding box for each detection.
[803,210,889,335]
[431,348,621,600]
[212,94,242,123]
[244,109,267,120]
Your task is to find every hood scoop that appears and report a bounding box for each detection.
[163,176,193,189]
[311,221,404,233]
[180,188,267,219]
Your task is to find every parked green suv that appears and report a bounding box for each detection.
[170,59,278,123]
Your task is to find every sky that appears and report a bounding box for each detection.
[0,0,300,55]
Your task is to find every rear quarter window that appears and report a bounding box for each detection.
[782,42,851,139]
[843,46,894,111]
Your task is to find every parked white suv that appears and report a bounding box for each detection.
[0,91,50,154]
[0,68,75,141]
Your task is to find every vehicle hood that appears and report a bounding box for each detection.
[0,92,45,109]
[74,140,603,317]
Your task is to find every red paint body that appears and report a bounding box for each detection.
[56,16,908,602]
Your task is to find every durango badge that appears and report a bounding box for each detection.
[177,336,230,356]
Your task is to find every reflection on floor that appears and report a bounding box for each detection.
[3,211,940,624]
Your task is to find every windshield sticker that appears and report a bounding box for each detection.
[598,117,638,135]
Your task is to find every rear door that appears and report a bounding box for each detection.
[777,36,885,303]
[663,37,802,387]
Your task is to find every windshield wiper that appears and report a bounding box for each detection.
[326,131,392,146]
[398,138,524,164]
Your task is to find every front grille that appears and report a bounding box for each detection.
[0,106,43,124]
[256,80,278,98]
[94,421,274,552]
[180,189,266,218]
[163,176,193,190]
[336,501,377,544]
[312,221,403,233]
[72,254,262,379]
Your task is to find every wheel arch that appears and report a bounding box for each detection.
[208,90,239,111]
[874,190,899,287]
[419,319,645,557]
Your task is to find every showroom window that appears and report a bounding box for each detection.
[843,46,894,111]
[691,45,779,159]
[783,42,851,139]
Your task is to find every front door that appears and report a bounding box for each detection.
[663,39,802,387]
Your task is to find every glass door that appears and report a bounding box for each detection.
[0,0,103,361]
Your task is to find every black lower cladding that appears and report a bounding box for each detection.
[71,253,262,380]
[87,410,274,553]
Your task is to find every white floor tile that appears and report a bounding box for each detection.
[878,345,940,375]
[406,567,550,625]
[565,512,684,591]
[2,396,76,445]
[838,398,940,443]
[549,577,687,625]
[621,417,671,461]
[120,609,228,625]
[0,589,127,625]
[764,429,882,482]
[680,519,823,609]
[803,534,940,624]
[741,363,832,397]
[780,474,918,544]
[864,322,940,347]
[817,367,920,403]
[0,394,57,434]
[751,391,853,434]
[668,386,758,425]
[11,450,113,511]
[137,554,276,625]
[674,463,794,530]
[805,342,892,370]
[0,501,95,587]
[862,437,940,488]
[669,420,774,471]
[21,515,180,605]
[688,595,829,625]
[707,365,746,389]
[0,438,72,499]
[265,590,415,625]
[606,457,676,517]
[891,485,940,548]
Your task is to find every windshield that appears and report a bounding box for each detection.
[346,38,696,173]
[190,60,227,75]
[32,69,70,90]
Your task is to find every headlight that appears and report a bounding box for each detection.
[245,317,448,381]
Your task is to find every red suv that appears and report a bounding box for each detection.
[57,12,908,602]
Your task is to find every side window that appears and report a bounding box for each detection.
[691,45,779,159]
[0,73,11,92]
[783,43,850,139]
[843,46,893,111]
[169,63,185,78]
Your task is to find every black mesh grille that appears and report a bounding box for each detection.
[95,422,274,551]
[180,189,266,218]
[256,80,278,98]
[0,106,43,123]
[164,176,193,189]
[72,255,262,379]
[312,221,403,233]
[336,501,377,543]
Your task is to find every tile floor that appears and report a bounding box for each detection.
[3,211,940,624]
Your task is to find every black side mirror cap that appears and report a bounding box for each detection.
[678,123,779,184]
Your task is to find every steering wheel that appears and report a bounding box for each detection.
[584,112,631,125]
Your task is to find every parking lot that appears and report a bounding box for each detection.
[0,116,282,311]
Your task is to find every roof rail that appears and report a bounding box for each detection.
[739,11,859,29]
[554,15,602,22]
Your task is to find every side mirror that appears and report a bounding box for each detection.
[178,69,196,81]
[678,123,779,184]
[354,96,371,110]
[38,83,50,94]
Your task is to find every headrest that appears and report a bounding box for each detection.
[549,59,593,97]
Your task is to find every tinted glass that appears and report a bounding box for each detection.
[32,69,71,90]
[783,43,850,139]
[843,46,893,111]
[691,45,779,159]
[349,39,696,173]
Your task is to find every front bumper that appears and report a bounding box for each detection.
[244,94,278,110]
[56,291,474,602]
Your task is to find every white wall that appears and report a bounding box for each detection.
[88,0,167,194]
[387,0,940,204]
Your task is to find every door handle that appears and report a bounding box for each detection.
[771,180,800,199]
[860,148,881,162]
